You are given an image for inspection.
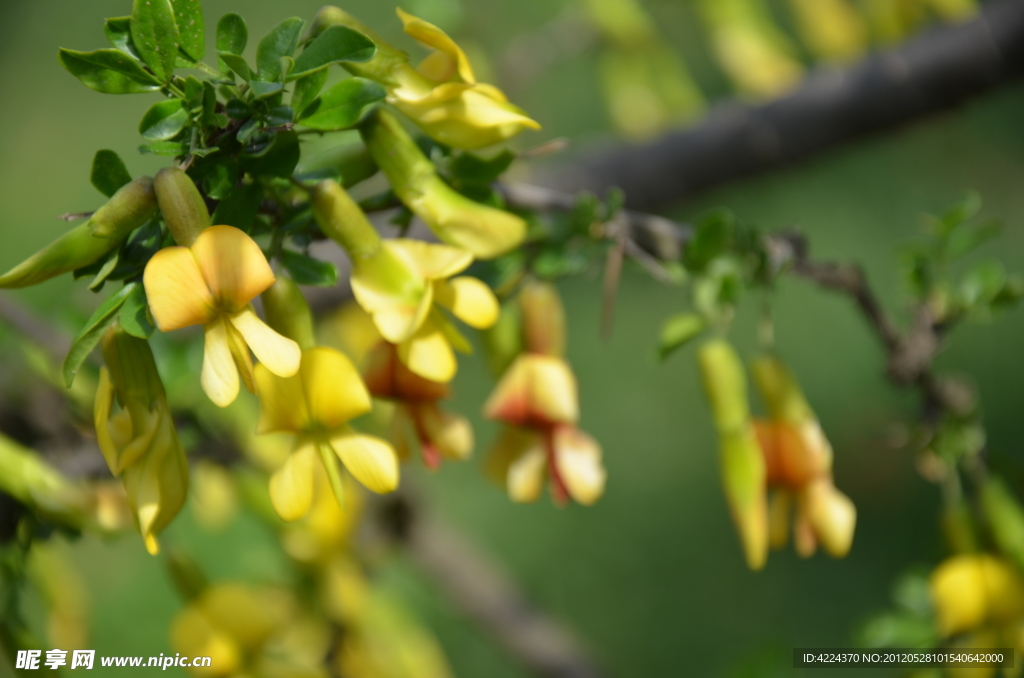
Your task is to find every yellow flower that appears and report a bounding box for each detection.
[349,239,499,383]
[143,225,301,407]
[931,554,1024,637]
[255,346,400,521]
[94,325,188,555]
[363,340,473,469]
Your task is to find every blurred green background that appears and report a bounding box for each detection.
[1,0,1023,676]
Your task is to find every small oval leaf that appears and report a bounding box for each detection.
[170,0,205,62]
[63,284,137,387]
[288,25,375,81]
[58,48,162,94]
[139,99,190,140]
[298,78,385,131]
[256,17,304,82]
[131,0,181,82]
[279,250,338,287]
[91,150,133,197]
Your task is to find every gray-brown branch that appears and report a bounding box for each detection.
[543,0,1024,212]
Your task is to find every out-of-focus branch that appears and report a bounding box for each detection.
[543,0,1024,211]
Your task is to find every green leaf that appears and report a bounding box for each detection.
[216,13,247,54]
[291,68,328,119]
[58,48,162,94]
[131,0,181,82]
[202,162,239,200]
[201,82,225,128]
[288,25,375,81]
[120,284,155,338]
[225,98,251,119]
[256,17,304,82]
[451,149,515,187]
[139,140,188,156]
[170,0,204,62]
[657,313,706,361]
[139,98,190,140]
[219,53,251,81]
[63,284,136,387]
[88,252,120,291]
[104,17,141,59]
[959,260,1006,308]
[946,218,1002,260]
[211,182,263,231]
[280,250,338,286]
[298,78,385,130]
[90,150,132,197]
[938,191,982,236]
[242,131,300,178]
[686,209,735,271]
[216,13,246,72]
[249,81,284,100]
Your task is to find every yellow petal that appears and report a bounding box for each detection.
[225,319,256,395]
[507,445,546,504]
[329,430,399,494]
[483,355,578,426]
[435,276,499,329]
[804,480,856,558]
[398,318,457,383]
[554,427,606,506]
[368,281,434,345]
[93,368,120,473]
[143,246,216,331]
[417,403,473,460]
[386,239,473,280]
[191,226,276,312]
[397,8,475,83]
[931,555,988,636]
[300,347,372,429]
[202,320,240,407]
[170,606,242,675]
[269,441,317,521]
[254,363,310,435]
[350,243,431,343]
[228,307,301,378]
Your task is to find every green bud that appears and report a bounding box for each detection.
[361,110,526,259]
[698,339,750,432]
[311,179,381,260]
[0,176,157,289]
[261,277,316,351]
[155,168,210,246]
[719,425,768,571]
[519,280,566,357]
[100,323,166,408]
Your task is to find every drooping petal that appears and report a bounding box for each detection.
[554,427,606,506]
[350,244,432,343]
[143,246,216,331]
[434,276,499,329]
[329,430,400,494]
[386,239,473,280]
[398,318,457,383]
[202,319,240,408]
[254,363,310,435]
[507,445,547,504]
[228,307,301,378]
[483,355,578,426]
[300,347,372,429]
[93,368,121,473]
[397,8,475,83]
[269,441,317,521]
[362,341,451,402]
[804,479,856,558]
[190,226,276,312]
[484,426,544,502]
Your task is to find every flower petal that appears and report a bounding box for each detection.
[254,363,310,435]
[300,347,372,429]
[93,368,121,473]
[507,445,546,504]
[202,320,240,407]
[554,427,606,506]
[398,318,457,383]
[143,246,216,331]
[804,479,856,558]
[397,8,475,83]
[483,355,578,426]
[435,276,499,329]
[350,245,431,343]
[386,239,473,280]
[269,441,317,522]
[228,307,301,378]
[417,402,473,461]
[190,226,276,312]
[330,431,399,494]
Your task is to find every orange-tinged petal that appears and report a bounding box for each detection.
[202,320,240,407]
[386,239,473,280]
[483,355,578,426]
[228,307,301,378]
[397,8,475,83]
[435,276,499,329]
[143,246,216,331]
[269,441,317,521]
[300,347,372,429]
[554,427,606,506]
[254,363,310,435]
[398,318,457,383]
[417,402,473,460]
[191,226,276,312]
[362,341,451,402]
[507,445,546,503]
[329,430,399,494]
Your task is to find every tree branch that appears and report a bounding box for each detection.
[543,0,1024,211]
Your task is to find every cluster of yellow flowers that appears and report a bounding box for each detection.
[698,340,855,570]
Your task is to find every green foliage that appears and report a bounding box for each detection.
[63,283,138,387]
[657,313,706,362]
[90,150,132,197]
[58,48,161,94]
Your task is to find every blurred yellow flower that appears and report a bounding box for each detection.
[931,554,1024,637]
[143,225,301,407]
[255,346,399,521]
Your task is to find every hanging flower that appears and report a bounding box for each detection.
[143,225,301,407]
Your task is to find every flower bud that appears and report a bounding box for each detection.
[261,277,316,351]
[310,179,381,261]
[698,339,749,432]
[930,554,1024,637]
[484,354,579,427]
[0,176,157,289]
[155,167,211,246]
[95,324,188,554]
[802,478,856,558]
[718,426,769,570]
[519,280,566,358]
[360,110,526,259]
